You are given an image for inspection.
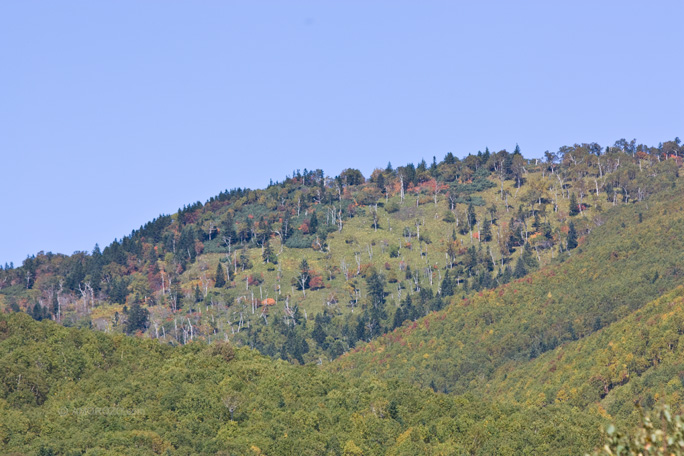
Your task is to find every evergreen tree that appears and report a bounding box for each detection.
[311,319,328,347]
[355,316,367,342]
[309,211,318,234]
[403,294,415,321]
[51,293,59,316]
[29,302,47,321]
[366,269,386,309]
[215,263,226,288]
[125,301,149,335]
[392,307,404,329]
[501,265,512,284]
[376,172,385,192]
[484,246,495,271]
[569,193,580,216]
[194,284,203,303]
[365,269,387,338]
[567,221,578,250]
[441,270,454,296]
[467,203,477,229]
[262,241,277,264]
[513,256,527,279]
[481,218,492,242]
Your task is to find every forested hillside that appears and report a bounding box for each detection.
[1,137,684,454]
[330,181,684,395]
[1,139,681,367]
[0,312,603,455]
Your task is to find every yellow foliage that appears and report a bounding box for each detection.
[343,439,364,455]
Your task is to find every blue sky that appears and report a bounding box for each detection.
[1,1,682,265]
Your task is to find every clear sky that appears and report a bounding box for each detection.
[1,1,682,266]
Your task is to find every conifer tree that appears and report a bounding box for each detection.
[392,307,404,329]
[481,218,492,242]
[309,211,318,234]
[567,221,578,249]
[513,256,527,279]
[569,193,580,216]
[125,301,149,335]
[51,293,59,316]
[441,270,454,296]
[501,265,512,284]
[311,319,328,347]
[467,203,477,229]
[262,241,276,264]
[215,263,226,288]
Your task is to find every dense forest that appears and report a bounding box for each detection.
[1,137,684,454]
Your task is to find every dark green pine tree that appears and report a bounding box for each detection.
[125,301,149,335]
[51,293,59,316]
[569,193,580,216]
[501,265,512,284]
[311,319,328,347]
[355,316,367,343]
[376,172,385,192]
[481,218,492,242]
[403,294,415,321]
[467,203,477,230]
[194,284,203,303]
[441,270,454,296]
[215,262,226,288]
[262,241,277,264]
[513,143,521,155]
[309,211,318,234]
[513,255,527,279]
[392,307,405,329]
[567,221,578,250]
[365,269,387,338]
[484,246,495,271]
[29,303,47,321]
[366,269,386,309]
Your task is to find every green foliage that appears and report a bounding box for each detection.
[1,138,682,454]
[214,262,226,288]
[284,231,313,249]
[124,301,149,335]
[589,406,684,456]
[332,184,684,403]
[567,221,578,249]
[0,313,603,455]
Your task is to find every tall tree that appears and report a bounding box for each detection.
[567,222,578,250]
[441,270,454,296]
[309,211,318,234]
[215,263,226,288]
[569,193,580,216]
[125,301,149,335]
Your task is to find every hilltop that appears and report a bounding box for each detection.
[1,139,680,366]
